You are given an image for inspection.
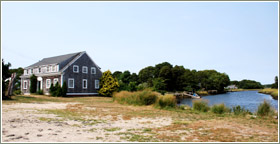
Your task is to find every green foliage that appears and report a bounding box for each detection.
[99,70,120,97]
[156,94,176,109]
[49,82,65,97]
[30,74,38,93]
[37,89,44,95]
[138,66,155,86]
[152,78,166,94]
[113,89,159,106]
[13,90,22,95]
[49,83,54,95]
[232,105,251,116]
[128,82,137,92]
[257,100,274,117]
[2,59,11,99]
[271,76,278,89]
[238,79,263,89]
[61,81,67,97]
[192,99,209,112]
[211,103,230,114]
[136,83,149,91]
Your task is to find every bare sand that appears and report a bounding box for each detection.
[2,102,172,142]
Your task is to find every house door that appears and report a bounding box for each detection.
[37,81,41,91]
[37,77,43,91]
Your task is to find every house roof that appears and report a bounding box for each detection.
[26,52,83,68]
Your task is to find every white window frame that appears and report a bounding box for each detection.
[68,78,74,88]
[91,67,96,74]
[82,66,88,74]
[73,65,79,73]
[95,80,99,89]
[23,80,27,89]
[83,79,87,89]
[46,66,49,72]
[52,65,56,72]
[46,79,51,88]
[53,78,59,85]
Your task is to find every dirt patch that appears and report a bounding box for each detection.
[2,102,172,142]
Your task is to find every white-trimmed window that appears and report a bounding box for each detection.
[91,67,96,74]
[53,78,59,85]
[23,80,28,89]
[24,70,27,75]
[68,78,74,88]
[46,66,49,72]
[31,69,33,74]
[46,79,51,88]
[52,65,56,72]
[73,65,79,73]
[83,79,87,89]
[82,66,88,74]
[39,68,41,73]
[95,80,99,89]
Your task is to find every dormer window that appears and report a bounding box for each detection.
[46,66,49,72]
[39,68,41,73]
[82,66,88,74]
[52,65,56,72]
[73,65,79,73]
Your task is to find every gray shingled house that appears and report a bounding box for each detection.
[20,51,102,96]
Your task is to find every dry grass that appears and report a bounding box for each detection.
[2,95,278,142]
[259,88,278,99]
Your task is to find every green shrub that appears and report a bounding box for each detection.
[99,70,120,97]
[30,74,37,93]
[192,99,209,112]
[232,105,251,116]
[257,100,274,116]
[156,94,176,109]
[13,90,22,95]
[37,89,44,95]
[61,81,67,97]
[211,103,230,114]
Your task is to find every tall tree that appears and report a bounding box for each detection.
[272,76,278,89]
[2,59,11,99]
[99,70,120,97]
[138,66,155,86]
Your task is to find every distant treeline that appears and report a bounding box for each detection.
[231,76,278,89]
[112,62,230,94]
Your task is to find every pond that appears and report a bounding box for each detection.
[178,91,278,113]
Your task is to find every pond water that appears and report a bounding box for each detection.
[179,91,278,113]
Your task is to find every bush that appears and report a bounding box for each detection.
[257,100,274,116]
[99,70,120,97]
[37,89,44,95]
[30,74,37,93]
[156,94,176,109]
[13,90,22,95]
[61,81,67,97]
[137,90,158,105]
[192,99,209,112]
[211,103,230,114]
[113,89,159,106]
[232,105,251,116]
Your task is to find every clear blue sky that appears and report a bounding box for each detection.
[2,2,278,84]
